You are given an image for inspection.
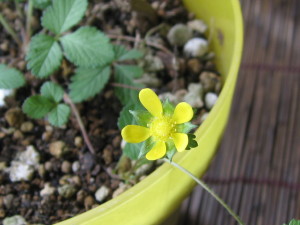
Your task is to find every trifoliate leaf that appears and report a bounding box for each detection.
[118,103,143,129]
[176,122,197,133]
[40,81,64,103]
[26,34,63,78]
[33,0,51,9]
[114,64,144,105]
[113,45,143,61]
[0,64,25,89]
[48,103,70,126]
[22,95,55,119]
[60,26,114,67]
[69,65,110,103]
[41,0,88,34]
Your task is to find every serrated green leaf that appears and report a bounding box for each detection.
[113,45,143,61]
[129,110,152,127]
[22,95,55,119]
[41,0,88,34]
[114,64,144,105]
[33,0,51,9]
[138,137,155,159]
[0,64,25,89]
[186,134,198,150]
[26,34,63,78]
[40,81,64,103]
[176,122,197,133]
[60,26,114,67]
[48,103,70,126]
[162,99,175,117]
[69,65,110,103]
[165,140,176,161]
[118,103,144,129]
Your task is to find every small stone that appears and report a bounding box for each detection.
[17,145,40,166]
[72,161,80,173]
[9,161,35,182]
[74,136,83,148]
[143,54,164,72]
[58,184,77,198]
[200,112,209,123]
[183,83,204,108]
[59,175,72,185]
[42,131,52,141]
[84,195,95,209]
[20,122,34,133]
[13,130,23,140]
[44,161,53,171]
[0,162,7,171]
[0,89,14,107]
[102,145,113,165]
[0,208,5,218]
[80,152,95,171]
[95,186,110,202]
[135,163,153,177]
[205,92,218,109]
[187,19,208,33]
[159,92,177,104]
[199,71,221,93]
[61,161,71,174]
[167,24,193,46]
[40,183,55,197]
[3,215,27,225]
[112,183,128,198]
[184,38,208,57]
[38,164,46,177]
[187,58,203,74]
[49,141,68,158]
[76,190,87,203]
[4,107,24,127]
[3,194,14,209]
[112,135,122,148]
[135,73,161,88]
[72,176,81,186]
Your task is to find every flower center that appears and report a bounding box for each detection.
[150,116,176,141]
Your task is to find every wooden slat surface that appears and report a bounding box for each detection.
[176,0,300,224]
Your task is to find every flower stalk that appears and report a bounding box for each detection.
[163,158,245,225]
[0,12,22,47]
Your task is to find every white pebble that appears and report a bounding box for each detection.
[205,92,218,109]
[72,161,80,173]
[184,38,208,57]
[0,89,13,107]
[9,161,34,182]
[183,83,204,108]
[3,215,27,225]
[17,145,40,166]
[40,183,56,197]
[187,19,208,33]
[95,186,110,202]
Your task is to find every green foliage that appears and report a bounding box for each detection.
[40,81,64,102]
[23,82,70,126]
[33,0,51,9]
[26,34,62,78]
[60,27,114,67]
[69,66,110,103]
[48,103,71,127]
[41,0,88,34]
[114,64,144,105]
[284,219,300,225]
[22,95,55,119]
[186,134,198,150]
[113,45,144,61]
[0,64,25,89]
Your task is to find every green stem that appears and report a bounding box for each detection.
[14,0,24,18]
[0,12,22,46]
[26,0,34,42]
[163,158,245,225]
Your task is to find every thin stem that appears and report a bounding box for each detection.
[26,0,33,44]
[14,0,24,18]
[63,93,96,154]
[0,12,22,46]
[163,158,245,225]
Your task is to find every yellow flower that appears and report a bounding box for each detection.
[121,88,194,160]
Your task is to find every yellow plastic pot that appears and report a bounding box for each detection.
[57,0,243,224]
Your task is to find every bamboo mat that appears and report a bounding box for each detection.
[176,0,300,224]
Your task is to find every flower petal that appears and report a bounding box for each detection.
[146,141,166,160]
[121,125,150,143]
[172,133,188,152]
[139,88,162,117]
[172,102,193,124]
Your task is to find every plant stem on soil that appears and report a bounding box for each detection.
[26,0,33,44]
[63,93,96,154]
[0,12,22,47]
[163,158,245,225]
